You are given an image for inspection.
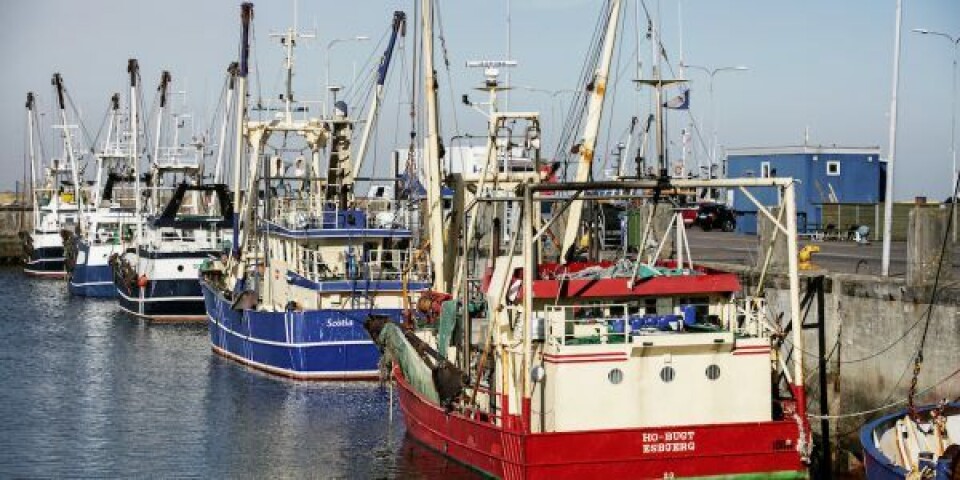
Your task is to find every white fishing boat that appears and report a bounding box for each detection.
[22,75,88,278]
[66,91,142,297]
[112,64,232,321]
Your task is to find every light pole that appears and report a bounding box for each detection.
[325,35,369,116]
[515,86,576,149]
[682,64,748,177]
[912,28,960,241]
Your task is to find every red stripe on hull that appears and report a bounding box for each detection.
[542,352,626,359]
[395,366,807,479]
[543,358,628,364]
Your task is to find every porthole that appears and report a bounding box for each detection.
[705,364,721,381]
[177,265,185,272]
[608,368,623,385]
[659,366,675,383]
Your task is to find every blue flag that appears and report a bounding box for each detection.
[663,89,690,110]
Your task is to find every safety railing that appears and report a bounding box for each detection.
[291,245,429,284]
[545,302,702,346]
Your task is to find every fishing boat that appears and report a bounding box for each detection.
[199,4,425,379]
[365,1,811,478]
[112,64,232,321]
[861,403,960,479]
[22,76,87,278]
[66,91,141,297]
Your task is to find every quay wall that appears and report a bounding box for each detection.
[710,262,960,471]
[0,205,29,262]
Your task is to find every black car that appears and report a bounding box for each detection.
[695,204,737,232]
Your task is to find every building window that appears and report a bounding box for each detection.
[826,161,840,176]
[760,161,771,178]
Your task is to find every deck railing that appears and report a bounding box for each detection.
[545,302,708,346]
[292,245,429,284]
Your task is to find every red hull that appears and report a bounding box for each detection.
[395,366,808,479]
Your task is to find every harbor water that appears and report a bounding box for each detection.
[0,267,477,478]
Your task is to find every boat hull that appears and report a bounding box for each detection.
[24,246,66,278]
[115,277,206,322]
[201,280,401,380]
[860,403,960,480]
[395,367,808,480]
[67,242,118,298]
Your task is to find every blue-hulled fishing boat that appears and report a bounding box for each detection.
[200,4,424,379]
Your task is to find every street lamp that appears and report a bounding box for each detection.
[912,28,959,224]
[515,86,577,152]
[681,64,748,176]
[325,35,370,116]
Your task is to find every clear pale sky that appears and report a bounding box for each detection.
[2,0,958,200]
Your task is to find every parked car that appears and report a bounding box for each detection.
[695,203,737,232]
[677,205,699,226]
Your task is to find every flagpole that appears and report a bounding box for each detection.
[881,0,903,277]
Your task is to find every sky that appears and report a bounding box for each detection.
[1,0,959,200]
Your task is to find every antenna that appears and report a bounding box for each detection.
[464,60,517,116]
[269,5,317,122]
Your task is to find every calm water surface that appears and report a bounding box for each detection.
[0,267,478,478]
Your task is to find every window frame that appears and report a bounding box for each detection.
[826,160,841,176]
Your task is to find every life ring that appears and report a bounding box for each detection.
[673,165,683,176]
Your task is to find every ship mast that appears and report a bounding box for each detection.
[128,59,143,243]
[52,73,84,222]
[25,92,39,227]
[232,3,252,259]
[152,71,171,213]
[559,0,622,262]
[421,0,447,292]
[214,63,238,184]
[93,93,121,208]
[269,9,314,125]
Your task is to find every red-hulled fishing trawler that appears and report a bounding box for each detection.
[366,1,812,478]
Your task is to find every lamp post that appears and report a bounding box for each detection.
[325,35,369,116]
[515,86,576,148]
[912,28,960,242]
[681,64,748,176]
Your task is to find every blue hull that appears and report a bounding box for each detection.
[69,262,117,298]
[24,247,65,277]
[201,280,397,380]
[115,277,206,321]
[861,403,960,479]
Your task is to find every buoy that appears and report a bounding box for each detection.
[137,274,149,288]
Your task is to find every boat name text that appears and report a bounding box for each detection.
[642,431,696,454]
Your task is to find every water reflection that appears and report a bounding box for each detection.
[0,268,478,478]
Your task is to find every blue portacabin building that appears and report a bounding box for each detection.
[726,145,885,234]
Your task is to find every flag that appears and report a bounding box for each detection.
[663,89,690,110]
